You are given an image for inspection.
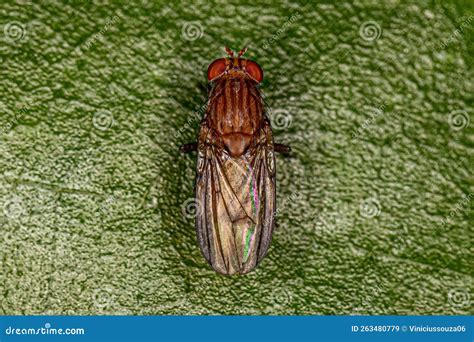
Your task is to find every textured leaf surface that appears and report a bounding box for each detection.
[0,0,472,314]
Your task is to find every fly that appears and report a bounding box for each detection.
[181,47,290,275]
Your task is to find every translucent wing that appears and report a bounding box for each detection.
[195,120,276,275]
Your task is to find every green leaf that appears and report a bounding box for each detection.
[0,0,472,315]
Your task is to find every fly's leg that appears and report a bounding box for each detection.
[274,143,291,154]
[180,142,197,153]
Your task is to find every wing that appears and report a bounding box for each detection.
[195,120,276,275]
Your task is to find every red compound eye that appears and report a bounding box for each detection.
[207,58,227,81]
[245,60,263,83]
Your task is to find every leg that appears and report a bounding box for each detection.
[180,142,197,153]
[274,143,291,154]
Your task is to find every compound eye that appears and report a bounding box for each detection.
[245,60,263,83]
[207,58,227,81]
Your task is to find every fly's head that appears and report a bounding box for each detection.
[207,47,263,84]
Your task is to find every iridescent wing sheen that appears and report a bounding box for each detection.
[195,121,276,275]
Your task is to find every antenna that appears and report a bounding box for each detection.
[224,47,234,57]
[238,47,248,57]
